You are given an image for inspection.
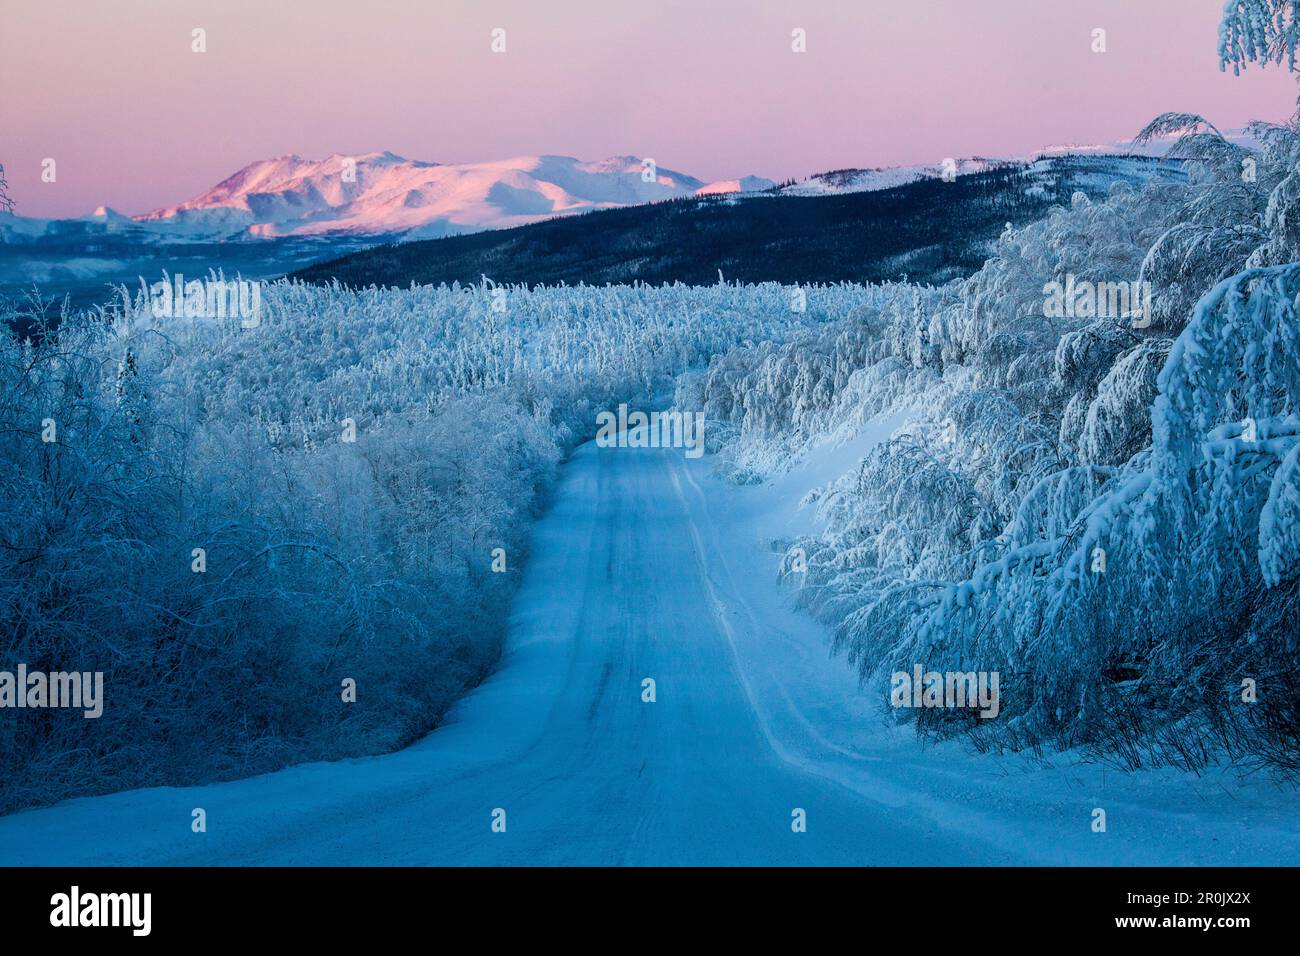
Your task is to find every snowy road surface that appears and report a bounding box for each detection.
[1,435,1295,865]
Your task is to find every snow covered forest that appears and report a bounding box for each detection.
[684,113,1300,773]
[2,1,1298,814]
[0,278,846,811]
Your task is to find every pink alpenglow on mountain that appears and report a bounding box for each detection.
[131,152,769,240]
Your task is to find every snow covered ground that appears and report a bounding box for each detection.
[0,424,1294,866]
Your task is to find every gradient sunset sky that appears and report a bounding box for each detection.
[4,0,1298,218]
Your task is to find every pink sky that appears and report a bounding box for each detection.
[3,0,1297,218]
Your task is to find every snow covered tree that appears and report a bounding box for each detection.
[1219,0,1300,74]
[0,162,13,213]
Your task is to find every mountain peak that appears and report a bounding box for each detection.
[126,151,769,240]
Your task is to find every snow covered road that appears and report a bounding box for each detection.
[1,437,1295,865]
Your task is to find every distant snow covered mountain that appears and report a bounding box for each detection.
[773,158,1009,196]
[2,132,1224,247]
[764,132,1235,198]
[1,152,775,243]
[1037,128,1259,158]
[137,151,768,239]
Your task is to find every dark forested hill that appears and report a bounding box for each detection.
[289,156,1182,289]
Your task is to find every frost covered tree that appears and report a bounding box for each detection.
[1219,0,1300,74]
[0,163,13,213]
[693,82,1300,770]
